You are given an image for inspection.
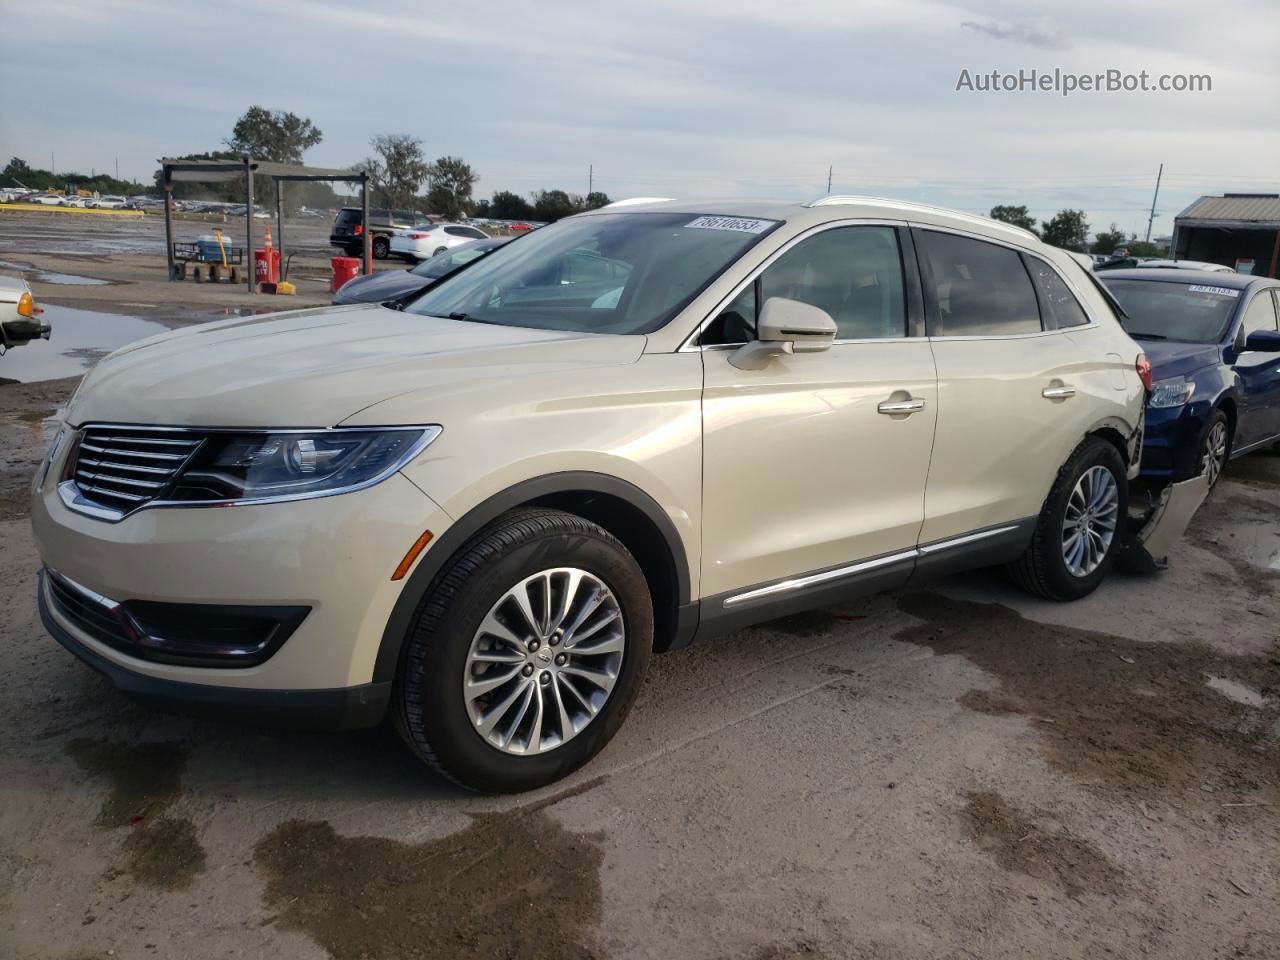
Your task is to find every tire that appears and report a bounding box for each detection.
[433,246,448,257]
[1196,409,1230,491]
[372,236,390,259]
[394,508,653,792]
[1008,436,1128,601]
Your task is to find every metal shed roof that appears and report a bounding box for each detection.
[1175,194,1280,223]
[159,158,366,183]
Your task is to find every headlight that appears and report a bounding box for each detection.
[168,426,439,503]
[1147,378,1195,409]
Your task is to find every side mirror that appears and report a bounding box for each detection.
[1243,330,1280,353]
[729,297,837,370]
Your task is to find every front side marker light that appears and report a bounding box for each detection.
[392,529,434,581]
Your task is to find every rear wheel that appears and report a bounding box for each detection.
[433,246,448,257]
[1009,436,1128,601]
[394,509,653,793]
[372,236,390,259]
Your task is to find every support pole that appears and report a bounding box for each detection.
[362,175,372,275]
[163,166,175,281]
[275,178,284,280]
[1144,163,1163,245]
[245,156,255,294]
[1268,228,1280,279]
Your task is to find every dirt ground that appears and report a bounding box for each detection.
[0,217,1278,959]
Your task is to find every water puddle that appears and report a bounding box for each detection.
[1206,675,1269,708]
[0,258,109,285]
[0,304,167,382]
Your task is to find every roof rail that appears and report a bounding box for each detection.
[804,195,1039,240]
[604,197,676,208]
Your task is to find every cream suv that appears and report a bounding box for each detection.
[32,197,1147,792]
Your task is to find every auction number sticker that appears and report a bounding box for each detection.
[684,216,776,234]
[1188,285,1239,297]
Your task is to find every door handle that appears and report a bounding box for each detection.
[1042,385,1076,400]
[877,397,927,416]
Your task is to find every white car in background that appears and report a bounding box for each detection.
[59,196,90,208]
[89,195,128,210]
[390,222,489,261]
[0,275,49,348]
[29,195,65,206]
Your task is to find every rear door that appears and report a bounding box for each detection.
[700,223,938,612]
[914,228,1103,549]
[1234,288,1280,447]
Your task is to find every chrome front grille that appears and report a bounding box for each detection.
[72,428,203,512]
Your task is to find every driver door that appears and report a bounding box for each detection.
[1234,288,1280,447]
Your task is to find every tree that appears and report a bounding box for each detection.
[1040,209,1090,252]
[583,191,611,210]
[358,135,431,209]
[425,156,478,220]
[3,157,34,186]
[989,204,1037,234]
[489,190,534,220]
[532,189,578,222]
[225,106,322,164]
[1091,224,1127,256]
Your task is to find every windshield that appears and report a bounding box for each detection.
[404,212,779,335]
[1102,278,1240,343]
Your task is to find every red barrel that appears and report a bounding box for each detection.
[330,256,360,293]
[254,249,281,285]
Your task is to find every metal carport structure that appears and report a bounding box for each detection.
[159,158,371,294]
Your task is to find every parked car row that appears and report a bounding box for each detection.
[333,237,512,305]
[30,195,1274,794]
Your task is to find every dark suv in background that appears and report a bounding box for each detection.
[330,207,422,259]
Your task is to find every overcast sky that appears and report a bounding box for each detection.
[2,0,1276,237]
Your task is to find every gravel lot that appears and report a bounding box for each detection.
[0,212,1277,959]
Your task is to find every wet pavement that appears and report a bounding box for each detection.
[0,304,169,382]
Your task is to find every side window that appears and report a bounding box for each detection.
[758,226,906,340]
[700,283,758,345]
[1241,291,1279,335]
[1026,257,1090,329]
[919,231,1041,336]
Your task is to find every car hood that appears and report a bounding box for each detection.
[333,269,431,305]
[1139,339,1222,380]
[67,305,646,427]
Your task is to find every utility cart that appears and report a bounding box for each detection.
[170,233,244,283]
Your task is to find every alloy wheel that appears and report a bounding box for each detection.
[1061,465,1119,578]
[462,567,625,755]
[1203,420,1228,487]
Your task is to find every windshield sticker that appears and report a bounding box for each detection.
[1187,285,1239,298]
[684,216,776,234]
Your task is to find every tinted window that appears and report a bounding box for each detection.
[919,232,1040,336]
[1103,279,1240,344]
[1026,258,1089,329]
[444,226,475,237]
[406,212,776,334]
[701,284,758,345]
[334,209,360,226]
[1242,291,1279,335]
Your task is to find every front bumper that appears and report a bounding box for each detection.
[31,465,453,708]
[1140,401,1209,480]
[39,574,390,729]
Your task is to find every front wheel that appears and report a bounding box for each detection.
[1008,436,1128,601]
[1197,409,1230,491]
[372,236,390,259]
[394,509,653,792]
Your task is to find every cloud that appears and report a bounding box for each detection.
[960,18,1070,50]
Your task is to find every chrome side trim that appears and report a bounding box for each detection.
[722,549,917,608]
[721,524,1026,608]
[917,525,1021,555]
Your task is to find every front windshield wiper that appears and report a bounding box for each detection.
[1127,332,1167,341]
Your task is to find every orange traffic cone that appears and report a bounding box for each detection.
[263,224,273,251]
